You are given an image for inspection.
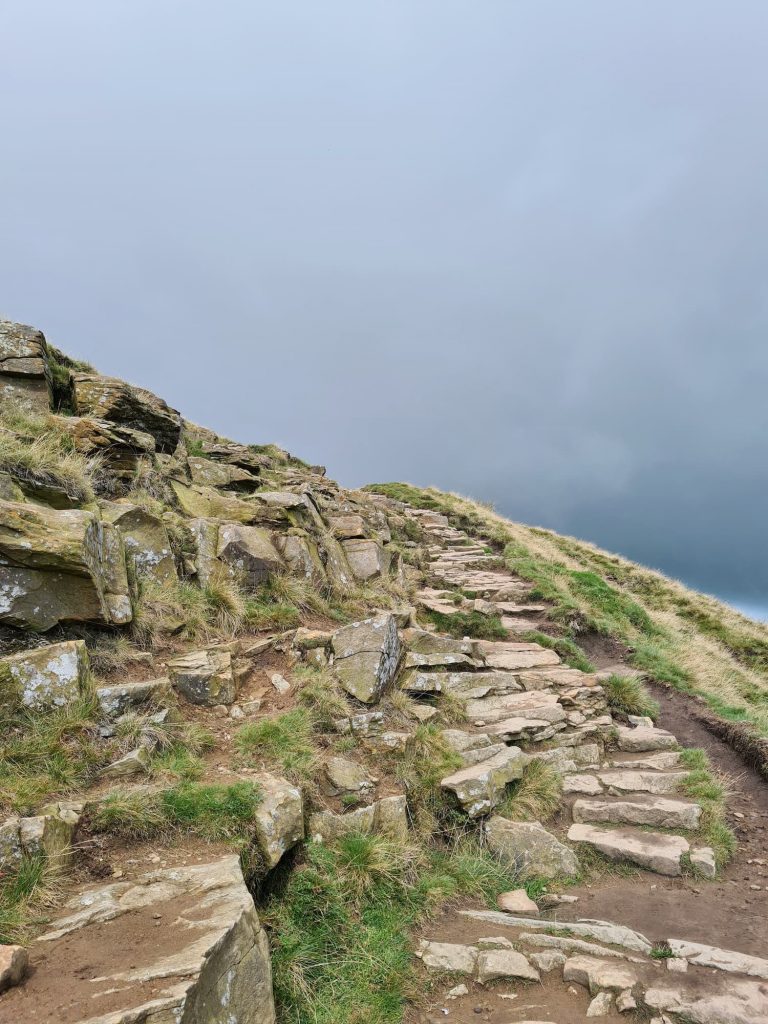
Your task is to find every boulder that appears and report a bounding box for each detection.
[586,992,614,1016]
[440,747,527,817]
[341,538,389,580]
[0,501,133,630]
[309,794,408,843]
[252,773,304,869]
[0,319,51,411]
[476,948,539,984]
[568,823,689,876]
[168,647,237,706]
[189,517,220,584]
[100,745,152,779]
[331,614,402,703]
[274,533,326,583]
[72,372,182,452]
[497,889,539,915]
[0,944,28,993]
[1,856,276,1024]
[216,522,282,587]
[1,639,91,711]
[100,501,177,582]
[485,817,580,880]
[1,805,80,872]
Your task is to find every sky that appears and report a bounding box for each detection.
[2,2,768,616]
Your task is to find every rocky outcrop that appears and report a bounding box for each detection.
[1,856,276,1024]
[1,639,91,710]
[72,372,182,452]
[308,794,408,842]
[0,320,51,411]
[252,773,304,869]
[0,501,132,630]
[216,523,282,587]
[331,614,402,703]
[99,501,177,583]
[61,416,156,482]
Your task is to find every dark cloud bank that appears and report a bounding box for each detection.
[2,2,768,613]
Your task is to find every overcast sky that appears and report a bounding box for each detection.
[2,2,767,614]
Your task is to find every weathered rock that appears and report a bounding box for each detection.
[689,845,717,879]
[644,979,768,1024]
[252,773,303,869]
[597,769,687,796]
[309,794,407,842]
[100,745,152,779]
[3,856,276,1024]
[497,889,539,915]
[331,614,402,703]
[341,538,389,580]
[168,647,237,706]
[1,639,91,711]
[563,774,604,795]
[563,954,641,993]
[572,795,701,830]
[616,725,677,752]
[1,805,80,872]
[216,522,282,587]
[530,949,566,972]
[607,751,682,771]
[440,747,526,817]
[275,532,326,583]
[416,940,478,975]
[328,514,365,539]
[61,416,156,482]
[477,948,539,984]
[72,372,182,452]
[100,501,177,582]
[667,939,768,980]
[403,668,522,696]
[96,677,169,718]
[188,455,259,491]
[516,932,630,960]
[586,991,614,1016]
[616,989,637,1012]
[486,817,580,879]
[0,944,28,993]
[271,672,291,694]
[458,911,651,954]
[0,319,51,411]
[0,501,132,630]
[323,756,375,795]
[568,823,689,875]
[475,639,560,671]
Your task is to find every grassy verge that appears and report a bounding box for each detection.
[266,830,520,1024]
[521,630,594,673]
[679,748,736,870]
[235,708,319,785]
[0,855,60,944]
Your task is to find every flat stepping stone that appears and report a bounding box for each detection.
[568,822,689,876]
[667,939,768,980]
[596,769,687,795]
[563,774,604,795]
[606,752,682,770]
[572,794,702,830]
[485,817,580,880]
[475,640,561,671]
[616,725,677,752]
[466,690,564,725]
[416,940,477,975]
[458,910,652,954]
[563,953,641,992]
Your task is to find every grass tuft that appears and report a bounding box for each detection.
[601,674,660,719]
[497,760,563,822]
[235,708,318,784]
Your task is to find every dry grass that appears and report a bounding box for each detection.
[0,403,98,502]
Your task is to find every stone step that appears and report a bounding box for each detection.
[568,822,690,876]
[440,747,527,817]
[606,751,682,771]
[615,725,678,752]
[457,910,652,954]
[572,794,702,830]
[596,769,688,795]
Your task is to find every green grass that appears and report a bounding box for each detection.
[497,760,563,822]
[266,831,520,1024]
[678,750,736,871]
[236,708,318,784]
[386,724,463,835]
[295,665,351,729]
[422,608,507,641]
[521,630,594,673]
[0,854,57,944]
[601,673,660,719]
[0,696,108,814]
[92,781,262,843]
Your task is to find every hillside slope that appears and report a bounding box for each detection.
[1,318,767,1024]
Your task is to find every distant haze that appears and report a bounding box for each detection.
[2,2,768,613]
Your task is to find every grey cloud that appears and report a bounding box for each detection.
[2,1,768,606]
